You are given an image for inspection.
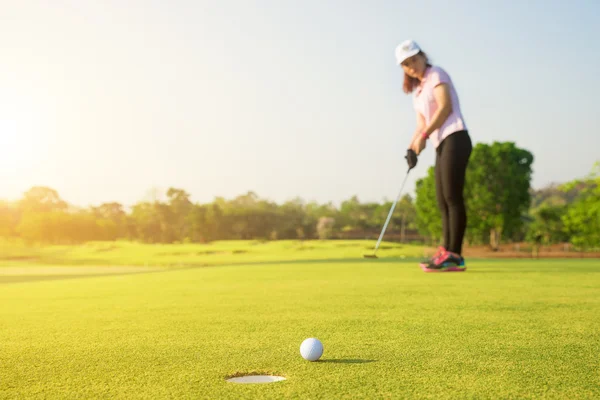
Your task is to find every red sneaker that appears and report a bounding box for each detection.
[419,247,446,269]
[420,251,466,273]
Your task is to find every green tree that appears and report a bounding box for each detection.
[19,186,68,213]
[16,211,99,244]
[16,187,71,244]
[205,200,225,241]
[91,202,128,239]
[562,163,600,249]
[465,142,534,249]
[414,166,442,243]
[277,198,309,240]
[305,201,338,237]
[395,194,417,242]
[0,201,17,237]
[130,202,163,243]
[166,188,194,241]
[188,204,208,243]
[526,205,568,245]
[317,217,335,239]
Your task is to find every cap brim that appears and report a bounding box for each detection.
[397,49,420,65]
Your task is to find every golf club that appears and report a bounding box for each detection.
[364,149,417,258]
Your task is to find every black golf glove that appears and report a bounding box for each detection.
[405,148,418,170]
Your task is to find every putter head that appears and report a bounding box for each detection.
[363,254,378,259]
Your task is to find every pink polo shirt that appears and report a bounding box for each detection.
[413,65,467,148]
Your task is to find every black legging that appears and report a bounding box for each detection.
[435,130,472,255]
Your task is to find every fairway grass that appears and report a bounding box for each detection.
[1,245,599,398]
[0,239,423,268]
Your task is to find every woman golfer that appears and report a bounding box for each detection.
[396,39,472,271]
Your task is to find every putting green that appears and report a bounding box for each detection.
[1,258,599,399]
[0,266,166,284]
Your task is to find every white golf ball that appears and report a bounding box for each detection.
[300,338,323,361]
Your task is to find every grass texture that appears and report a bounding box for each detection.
[1,241,599,398]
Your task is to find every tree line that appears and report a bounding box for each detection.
[0,187,418,244]
[1,141,598,249]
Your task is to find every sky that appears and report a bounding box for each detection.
[1,0,599,208]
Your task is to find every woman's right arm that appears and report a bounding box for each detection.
[409,112,426,150]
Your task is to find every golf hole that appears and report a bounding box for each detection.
[226,374,286,384]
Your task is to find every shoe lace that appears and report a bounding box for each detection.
[432,247,447,264]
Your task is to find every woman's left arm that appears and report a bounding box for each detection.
[413,83,453,155]
[423,83,453,136]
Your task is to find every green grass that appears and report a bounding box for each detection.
[1,242,599,399]
[0,239,425,267]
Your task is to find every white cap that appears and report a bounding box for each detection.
[395,39,421,65]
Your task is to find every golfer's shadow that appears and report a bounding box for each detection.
[318,359,377,364]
